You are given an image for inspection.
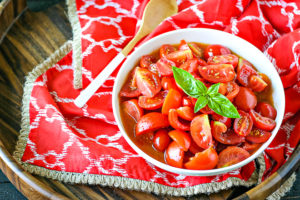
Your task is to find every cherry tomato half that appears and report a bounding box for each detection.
[199,64,235,83]
[138,91,168,110]
[204,44,231,60]
[176,106,195,121]
[224,81,240,101]
[234,110,253,136]
[189,140,204,154]
[207,54,238,68]
[136,67,161,97]
[190,114,212,149]
[168,130,191,151]
[242,142,260,154]
[153,129,170,152]
[237,58,258,86]
[168,109,190,131]
[162,89,182,115]
[179,59,199,75]
[122,99,144,122]
[211,121,245,145]
[217,146,250,168]
[165,141,184,168]
[161,77,180,91]
[212,113,232,128]
[120,74,141,98]
[140,55,156,68]
[184,148,218,170]
[255,102,277,120]
[136,112,169,135]
[246,128,272,144]
[249,75,268,92]
[156,57,176,76]
[182,96,193,107]
[249,110,276,131]
[188,42,203,58]
[160,44,176,58]
[234,87,257,111]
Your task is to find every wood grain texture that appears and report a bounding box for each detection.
[0,1,298,200]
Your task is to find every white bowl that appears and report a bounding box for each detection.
[112,28,285,176]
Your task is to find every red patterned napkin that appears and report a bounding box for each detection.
[14,0,300,196]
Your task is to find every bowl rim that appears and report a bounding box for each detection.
[112,28,285,176]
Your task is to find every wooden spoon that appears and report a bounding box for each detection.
[74,0,178,108]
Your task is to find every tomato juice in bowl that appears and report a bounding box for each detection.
[112,28,285,176]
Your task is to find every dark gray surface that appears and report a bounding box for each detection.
[0,169,299,200]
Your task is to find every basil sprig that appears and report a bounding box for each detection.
[172,67,240,118]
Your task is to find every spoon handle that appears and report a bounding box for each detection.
[74,52,125,108]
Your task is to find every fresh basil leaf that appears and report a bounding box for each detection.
[194,96,208,113]
[207,83,220,96]
[195,79,207,94]
[207,93,240,118]
[172,67,206,98]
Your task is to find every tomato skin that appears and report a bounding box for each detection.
[162,89,182,115]
[249,75,268,92]
[156,57,176,76]
[182,96,193,107]
[199,64,235,83]
[120,71,141,97]
[212,113,232,128]
[136,112,169,135]
[136,67,161,98]
[140,55,156,68]
[224,81,240,101]
[249,110,276,131]
[153,129,170,152]
[161,77,178,91]
[213,128,245,145]
[176,106,195,121]
[165,141,184,168]
[168,130,191,151]
[242,142,260,154]
[217,146,250,168]
[234,87,257,111]
[204,44,231,60]
[184,148,218,170]
[166,49,193,64]
[122,99,144,122]
[189,140,204,154]
[179,59,199,75]
[255,102,277,120]
[138,91,168,110]
[190,114,212,149]
[246,128,272,144]
[237,58,258,86]
[234,110,253,136]
[200,105,215,114]
[207,54,238,68]
[168,109,190,131]
[188,42,203,58]
[160,44,176,58]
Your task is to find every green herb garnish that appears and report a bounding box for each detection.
[172,66,240,118]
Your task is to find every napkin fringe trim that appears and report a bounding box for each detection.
[267,173,296,200]
[67,0,82,89]
[12,40,294,197]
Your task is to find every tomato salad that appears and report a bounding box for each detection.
[119,40,277,170]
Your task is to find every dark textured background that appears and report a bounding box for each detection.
[0,169,299,200]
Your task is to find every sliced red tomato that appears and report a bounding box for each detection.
[156,57,176,76]
[162,89,182,115]
[199,64,235,83]
[147,63,160,76]
[179,58,199,74]
[246,128,272,144]
[188,42,203,58]
[120,80,141,97]
[217,146,250,168]
[234,110,253,136]
[190,114,212,149]
[160,44,176,58]
[184,147,218,170]
[166,49,193,64]
[249,110,276,131]
[234,87,257,111]
[204,44,231,60]
[168,109,190,131]
[168,130,191,151]
[122,99,144,122]
[189,140,204,154]
[135,112,169,135]
[161,77,179,91]
[140,55,156,68]
[200,105,215,114]
[165,141,184,168]
[212,125,245,145]
[249,75,268,92]
[224,81,240,101]
[242,142,260,154]
[237,58,258,86]
[178,40,190,50]
[138,90,168,110]
[153,129,170,152]
[218,83,227,95]
[176,106,195,121]
[136,67,161,97]
[255,102,277,120]
[207,54,238,68]
[211,113,232,128]
[182,96,193,107]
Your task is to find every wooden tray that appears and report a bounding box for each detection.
[0,1,299,199]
